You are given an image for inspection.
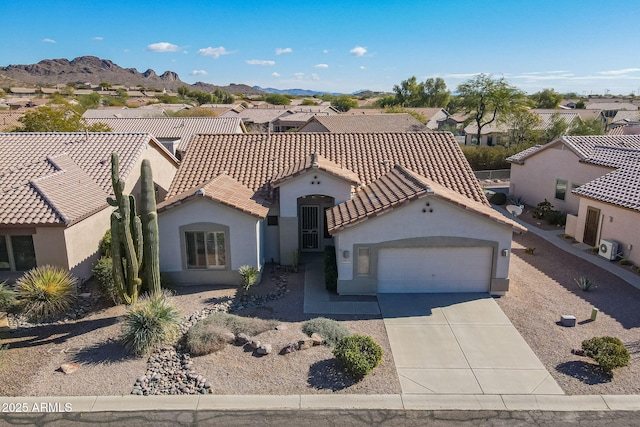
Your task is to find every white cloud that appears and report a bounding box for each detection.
[311,73,320,81]
[359,66,366,70]
[246,59,275,66]
[314,64,328,69]
[323,49,329,54]
[147,42,180,52]
[293,72,305,80]
[190,70,208,76]
[597,68,640,76]
[92,36,103,41]
[350,46,367,56]
[198,46,232,58]
[42,38,56,44]
[272,72,281,77]
[275,47,292,55]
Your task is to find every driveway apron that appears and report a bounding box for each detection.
[378,293,564,395]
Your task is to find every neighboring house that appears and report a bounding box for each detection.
[220,107,293,133]
[158,132,523,294]
[84,116,246,157]
[464,109,607,145]
[586,102,638,120]
[0,110,25,131]
[0,132,179,282]
[507,135,640,262]
[608,123,640,136]
[274,112,329,132]
[9,88,37,98]
[344,108,452,131]
[297,114,429,133]
[82,107,168,119]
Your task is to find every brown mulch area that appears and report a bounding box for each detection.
[497,232,640,394]
[0,264,400,396]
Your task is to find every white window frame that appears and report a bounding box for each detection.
[356,247,370,276]
[185,231,226,270]
[555,179,568,201]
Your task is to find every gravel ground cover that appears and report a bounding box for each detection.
[0,264,400,396]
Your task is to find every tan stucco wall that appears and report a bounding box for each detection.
[575,199,640,265]
[32,226,68,271]
[333,197,516,294]
[509,145,612,214]
[125,144,177,202]
[158,197,263,285]
[63,207,112,281]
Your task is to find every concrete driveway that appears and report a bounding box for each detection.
[378,293,564,395]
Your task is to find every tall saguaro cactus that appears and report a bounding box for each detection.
[140,159,161,295]
[108,152,143,304]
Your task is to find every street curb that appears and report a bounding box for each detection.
[1,394,640,412]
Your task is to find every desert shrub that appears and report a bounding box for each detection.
[183,322,234,356]
[15,265,77,321]
[202,312,278,336]
[324,245,338,292]
[546,209,567,226]
[92,257,121,304]
[333,335,383,379]
[121,290,180,356]
[488,192,507,205]
[302,317,351,347]
[238,265,259,292]
[582,336,630,375]
[619,259,631,266]
[99,229,111,258]
[532,199,553,219]
[575,276,597,292]
[0,281,17,310]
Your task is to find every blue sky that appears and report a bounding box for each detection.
[2,0,640,95]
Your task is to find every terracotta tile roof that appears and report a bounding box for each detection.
[158,173,269,218]
[607,123,640,136]
[573,161,640,212]
[220,108,293,124]
[0,132,177,226]
[271,153,361,186]
[507,135,640,164]
[585,146,640,168]
[0,111,25,131]
[586,102,638,111]
[506,145,544,164]
[168,132,487,205]
[298,114,429,133]
[611,110,640,124]
[84,117,246,153]
[82,108,167,119]
[326,165,525,233]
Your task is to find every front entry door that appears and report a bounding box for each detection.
[300,205,320,251]
[583,207,600,246]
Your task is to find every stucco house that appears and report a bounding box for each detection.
[158,132,523,294]
[507,135,640,263]
[0,132,179,282]
[297,114,429,133]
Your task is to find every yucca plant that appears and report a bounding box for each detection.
[238,265,259,292]
[121,290,180,356]
[575,276,597,292]
[15,265,77,321]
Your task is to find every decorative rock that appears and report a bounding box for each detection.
[298,339,314,350]
[249,339,261,349]
[281,342,299,354]
[60,363,81,375]
[275,324,288,331]
[257,344,272,355]
[222,332,236,343]
[311,333,324,346]
[236,333,250,344]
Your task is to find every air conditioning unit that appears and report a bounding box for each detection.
[598,239,618,261]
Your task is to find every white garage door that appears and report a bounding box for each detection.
[377,247,492,293]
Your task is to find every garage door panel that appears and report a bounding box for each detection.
[378,247,491,293]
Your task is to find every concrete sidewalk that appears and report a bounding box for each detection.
[494,205,640,291]
[1,394,640,412]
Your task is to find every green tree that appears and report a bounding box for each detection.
[502,107,542,146]
[301,99,318,106]
[383,106,427,124]
[177,86,190,97]
[331,95,358,112]
[265,94,290,105]
[575,99,586,109]
[456,74,525,145]
[530,88,563,109]
[77,92,102,110]
[391,76,450,108]
[543,113,569,142]
[14,104,111,132]
[569,117,604,136]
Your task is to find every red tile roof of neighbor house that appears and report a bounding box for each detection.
[297,114,430,133]
[271,153,362,186]
[326,165,525,233]
[168,132,487,205]
[0,132,178,226]
[573,161,640,212]
[158,173,269,218]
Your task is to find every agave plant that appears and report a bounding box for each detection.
[238,265,259,292]
[15,265,77,321]
[121,290,180,356]
[575,276,597,292]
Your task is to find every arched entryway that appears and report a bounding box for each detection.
[298,195,334,252]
